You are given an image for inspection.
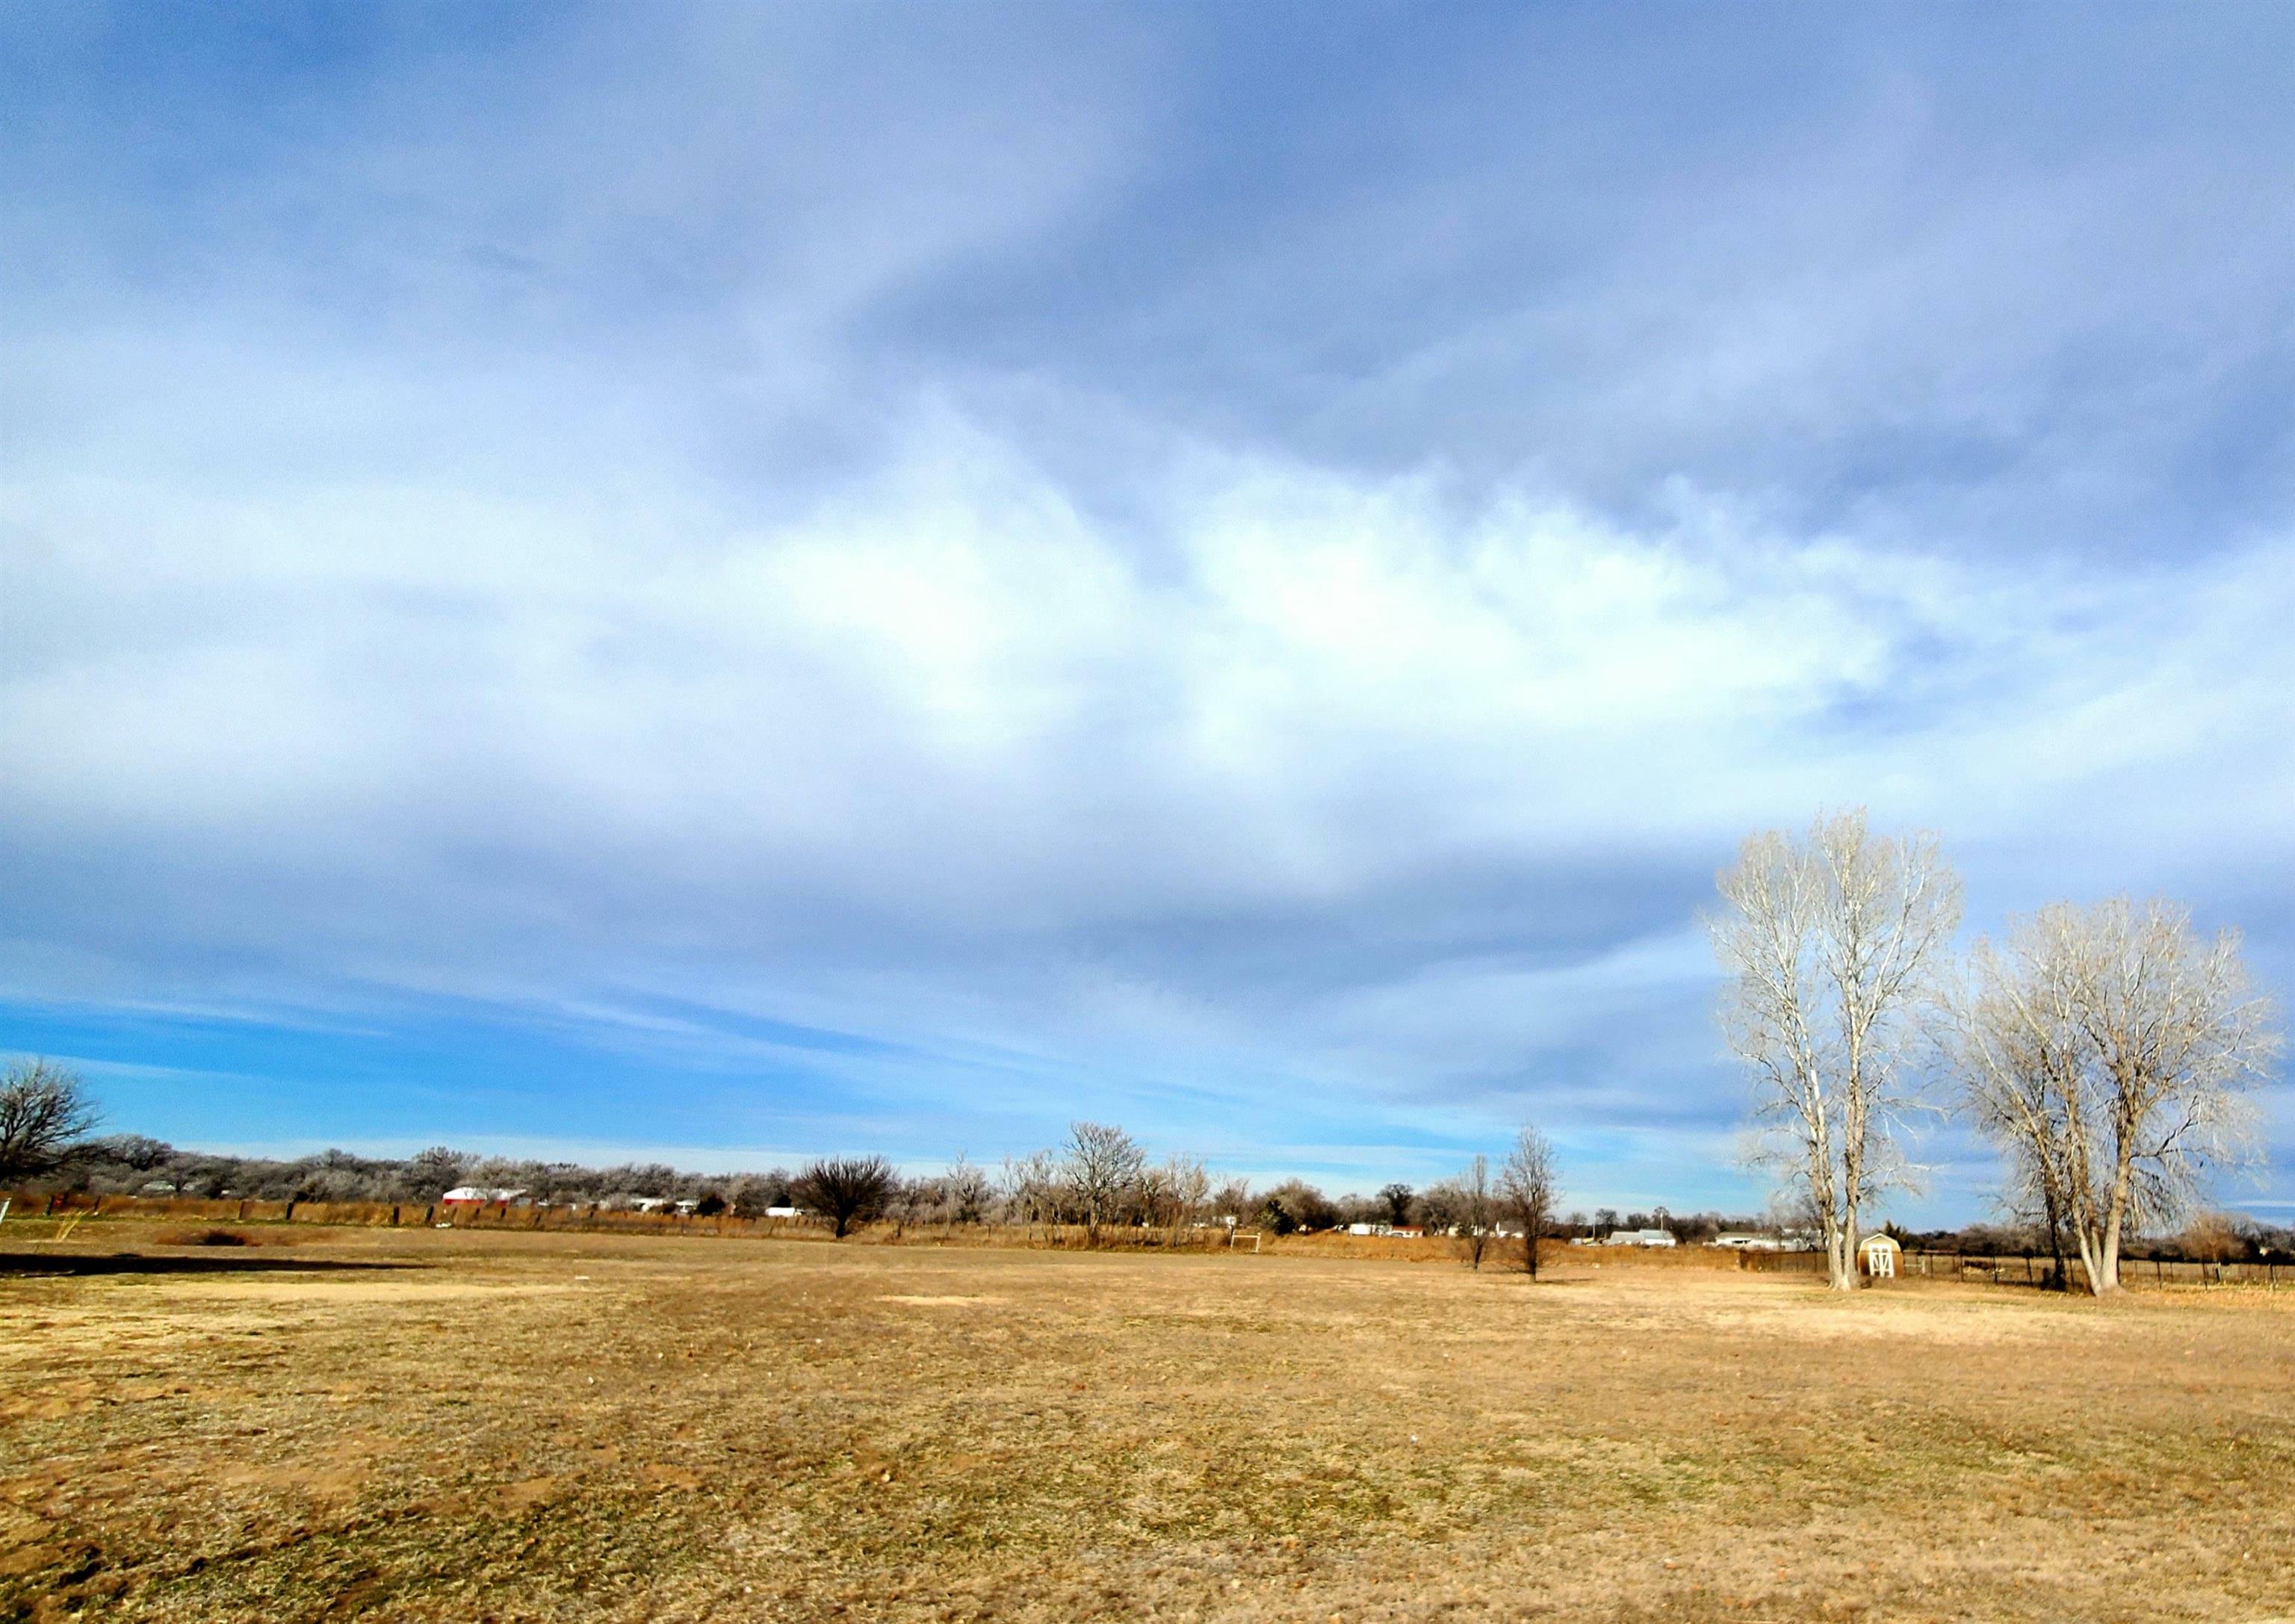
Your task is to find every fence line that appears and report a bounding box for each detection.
[3,1194,2285,1283]
[0,1192,1256,1250]
[1741,1243,2282,1289]
[1901,1250,2282,1289]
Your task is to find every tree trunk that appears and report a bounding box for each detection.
[1830,1193,1861,1292]
[2041,1183,2069,1292]
[2086,1147,2137,1295]
[2098,1194,2125,1295]
[1823,1219,1852,1292]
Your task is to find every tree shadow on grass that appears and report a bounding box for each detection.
[0,1251,425,1277]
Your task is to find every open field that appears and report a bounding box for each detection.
[3,1225,2292,1623]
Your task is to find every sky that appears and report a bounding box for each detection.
[4,3,2292,1225]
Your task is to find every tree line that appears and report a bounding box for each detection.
[1,1070,1575,1267]
[1711,808,2283,1295]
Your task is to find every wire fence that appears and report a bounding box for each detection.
[1740,1245,2286,1289]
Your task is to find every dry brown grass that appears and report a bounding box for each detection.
[3,1224,2292,1623]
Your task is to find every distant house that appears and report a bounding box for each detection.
[1346,1222,1395,1236]
[1605,1228,1677,1248]
[137,1180,178,1197]
[439,1186,528,1206]
[1709,1233,1774,1250]
[1388,1227,1425,1239]
[764,1206,803,1219]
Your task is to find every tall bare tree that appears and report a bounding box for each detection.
[1960,899,2278,1294]
[0,1059,99,1185]
[1497,1125,1557,1278]
[1710,810,1962,1290]
[1059,1121,1145,1248]
[1956,917,2090,1289]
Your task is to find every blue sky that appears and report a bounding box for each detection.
[4,4,2291,1224]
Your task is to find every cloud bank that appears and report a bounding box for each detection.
[4,4,2291,1217]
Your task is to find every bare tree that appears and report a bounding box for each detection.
[1378,1182,1413,1227]
[944,1156,993,1226]
[791,1156,896,1239]
[999,1150,1061,1239]
[0,1059,99,1185]
[1418,1181,1461,1239]
[402,1145,474,1200]
[1961,899,2278,1295]
[888,1174,939,1239]
[1059,1122,1145,1248]
[1497,1126,1557,1278]
[1710,810,1962,1291]
[1956,919,2090,1289]
[1150,1153,1210,1244]
[1449,1154,1494,1269]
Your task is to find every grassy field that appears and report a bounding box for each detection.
[2,1224,2291,1623]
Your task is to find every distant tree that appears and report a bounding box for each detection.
[403,1146,474,1199]
[1260,1179,1337,1233]
[728,1169,794,1218]
[1497,1126,1557,1278]
[1210,1177,1253,1227]
[1256,1194,1298,1236]
[0,1060,100,1186]
[1434,1156,1495,1269]
[1149,1154,1210,1242]
[1000,1150,1062,1236]
[1378,1182,1414,1227]
[887,1174,941,1239]
[1594,1207,1619,1234]
[1710,809,1963,1291]
[1059,1122,1146,1247]
[793,1156,897,1239]
[693,1192,727,1218]
[944,1156,993,1225]
[87,1133,173,1172]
